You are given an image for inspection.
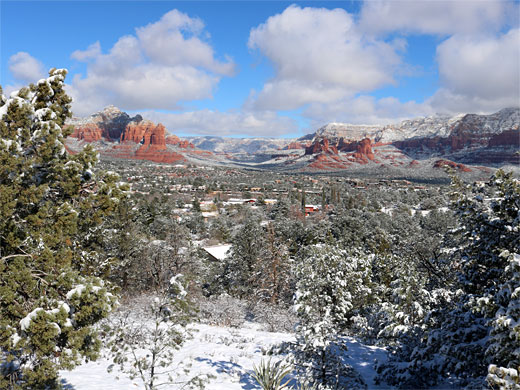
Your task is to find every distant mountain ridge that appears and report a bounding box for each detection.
[303,108,519,144]
[65,107,519,172]
[299,108,519,167]
[185,136,293,154]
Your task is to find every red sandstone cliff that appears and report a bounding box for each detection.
[166,135,195,148]
[67,107,202,164]
[69,123,103,142]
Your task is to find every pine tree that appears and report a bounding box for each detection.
[222,212,268,298]
[377,171,520,388]
[0,70,121,388]
[292,244,372,389]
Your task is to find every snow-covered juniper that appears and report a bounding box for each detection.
[0,70,124,389]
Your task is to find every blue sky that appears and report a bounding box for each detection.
[1,1,519,137]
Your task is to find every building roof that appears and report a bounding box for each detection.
[203,244,232,261]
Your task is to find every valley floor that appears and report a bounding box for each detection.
[60,322,389,390]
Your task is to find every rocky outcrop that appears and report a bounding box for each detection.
[166,135,194,148]
[69,123,103,142]
[488,129,520,147]
[433,159,472,172]
[284,141,309,150]
[305,138,338,155]
[120,120,167,149]
[305,137,376,163]
[66,106,201,164]
[118,120,187,163]
[308,154,351,170]
[300,108,519,166]
[353,138,375,162]
[68,106,139,140]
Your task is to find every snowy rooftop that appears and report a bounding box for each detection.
[203,244,232,261]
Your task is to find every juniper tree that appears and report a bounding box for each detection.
[222,212,268,298]
[377,171,520,389]
[292,244,372,389]
[0,70,123,389]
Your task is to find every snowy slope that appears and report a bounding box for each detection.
[60,322,388,390]
[302,108,519,143]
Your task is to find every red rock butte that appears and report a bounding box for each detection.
[67,107,196,163]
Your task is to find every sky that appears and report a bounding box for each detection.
[1,0,519,138]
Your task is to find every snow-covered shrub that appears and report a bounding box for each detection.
[487,364,519,390]
[197,294,248,328]
[103,275,205,390]
[250,301,298,333]
[292,244,372,389]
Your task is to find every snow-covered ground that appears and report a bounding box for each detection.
[60,321,388,390]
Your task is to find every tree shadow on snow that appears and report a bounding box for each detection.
[60,379,76,389]
[195,357,258,389]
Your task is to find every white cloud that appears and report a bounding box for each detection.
[8,52,46,83]
[247,5,402,111]
[432,28,520,110]
[136,10,235,76]
[359,0,516,36]
[304,95,434,127]
[68,9,235,116]
[143,109,298,137]
[71,41,101,62]
[280,2,520,127]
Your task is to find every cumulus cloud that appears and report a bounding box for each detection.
[136,11,235,76]
[359,0,516,36]
[71,41,101,61]
[68,9,235,116]
[304,95,434,127]
[247,5,402,111]
[8,52,46,83]
[271,3,518,126]
[143,109,298,137]
[433,28,520,108]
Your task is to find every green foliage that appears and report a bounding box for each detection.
[222,212,268,298]
[0,70,120,388]
[292,244,372,389]
[252,359,293,390]
[377,170,520,388]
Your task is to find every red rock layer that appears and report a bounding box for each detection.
[166,135,195,148]
[305,138,338,155]
[120,121,165,146]
[284,141,309,150]
[69,123,103,142]
[353,138,375,161]
[488,129,520,147]
[433,159,472,172]
[308,154,351,170]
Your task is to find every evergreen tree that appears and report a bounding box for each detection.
[222,212,268,298]
[377,171,520,388]
[0,70,121,388]
[292,244,372,389]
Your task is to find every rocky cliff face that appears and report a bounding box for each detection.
[68,105,140,140]
[165,135,195,148]
[120,120,167,149]
[69,123,103,142]
[66,106,200,164]
[302,108,519,166]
